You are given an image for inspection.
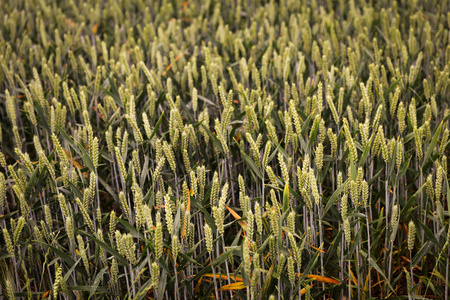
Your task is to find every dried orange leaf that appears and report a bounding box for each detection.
[181,1,189,12]
[305,241,326,253]
[226,206,248,231]
[306,274,340,285]
[195,275,204,293]
[187,191,191,213]
[162,53,185,76]
[64,150,87,178]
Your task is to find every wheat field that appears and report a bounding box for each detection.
[0,0,449,299]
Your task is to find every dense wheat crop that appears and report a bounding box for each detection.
[0,0,450,299]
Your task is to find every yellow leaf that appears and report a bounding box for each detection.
[93,24,98,34]
[42,291,50,298]
[364,274,370,292]
[349,269,358,286]
[218,282,246,291]
[299,285,313,296]
[182,192,191,239]
[431,269,446,282]
[203,273,243,282]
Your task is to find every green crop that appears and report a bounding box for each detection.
[0,0,450,299]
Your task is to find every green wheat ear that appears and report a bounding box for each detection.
[408,221,416,251]
[152,261,160,296]
[0,172,6,210]
[3,228,14,256]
